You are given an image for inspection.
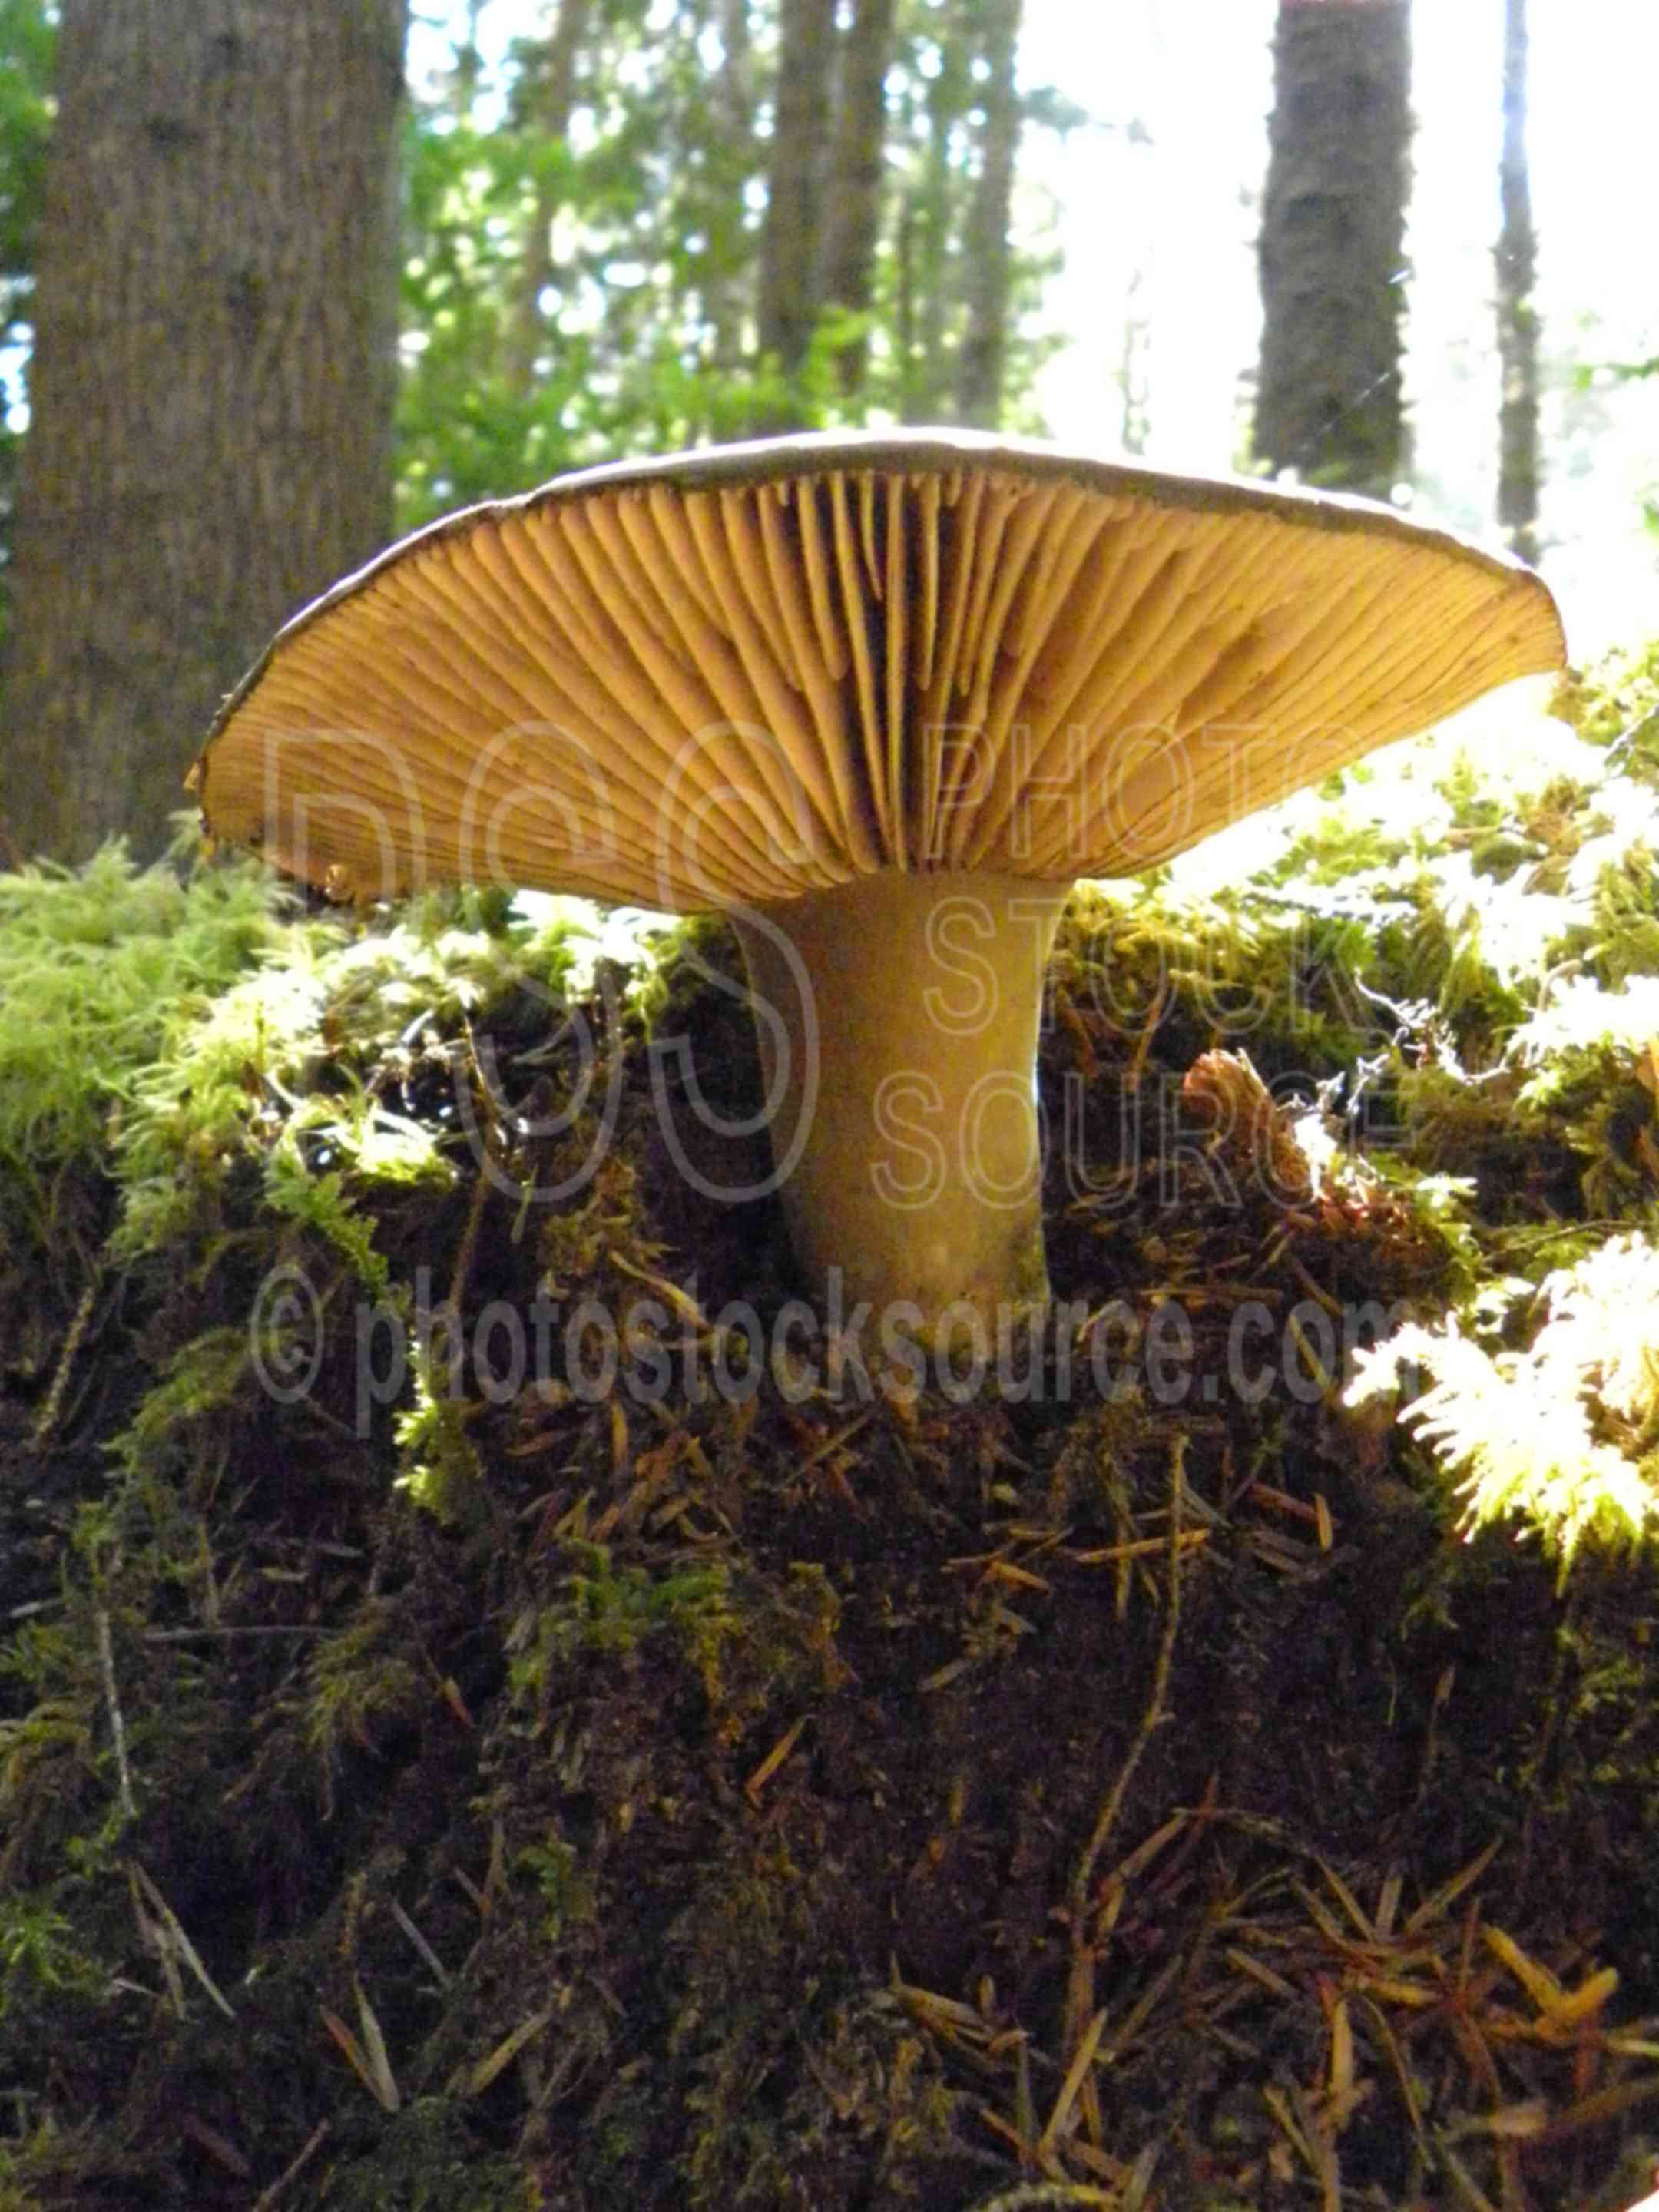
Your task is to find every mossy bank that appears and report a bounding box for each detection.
[5,647,1659,2208]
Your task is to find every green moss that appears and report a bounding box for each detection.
[631,909,749,1035]
[508,1543,734,1692]
[0,1896,103,2022]
[515,1832,595,1939]
[301,1602,426,1803]
[1553,637,1659,757]
[318,2101,539,2211]
[395,1357,488,1522]
[106,1324,252,1485]
[9,647,1659,2207]
[1348,1230,1659,1571]
[0,836,285,1253]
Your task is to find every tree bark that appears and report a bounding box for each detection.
[1495,0,1539,563]
[821,0,898,396]
[1253,0,1412,498]
[704,0,757,372]
[902,34,971,420]
[953,0,1023,428]
[756,0,836,389]
[504,0,595,402]
[2,0,409,866]
[448,0,485,124]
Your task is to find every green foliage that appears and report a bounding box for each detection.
[395,0,1080,522]
[1296,644,1659,1575]
[396,108,593,520]
[0,0,54,647]
[0,1676,94,1839]
[263,1135,401,1304]
[1551,641,1659,770]
[396,0,793,522]
[0,0,51,339]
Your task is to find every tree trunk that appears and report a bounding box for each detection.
[896,190,918,409]
[2,0,409,866]
[821,0,898,397]
[1253,0,1411,498]
[756,0,836,389]
[504,0,595,402]
[902,35,971,420]
[1495,0,1539,564]
[704,0,757,372]
[953,0,1023,428]
[448,0,485,124]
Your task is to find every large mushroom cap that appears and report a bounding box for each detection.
[190,429,1565,912]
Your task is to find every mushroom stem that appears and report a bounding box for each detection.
[731,869,1069,1333]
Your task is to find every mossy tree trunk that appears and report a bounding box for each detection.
[1253,0,1412,498]
[821,0,898,398]
[953,0,1024,428]
[756,0,836,402]
[1496,0,1540,564]
[2,0,409,866]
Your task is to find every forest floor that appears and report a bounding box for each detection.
[5,649,1659,2211]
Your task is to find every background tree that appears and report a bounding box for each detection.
[397,0,792,512]
[822,0,899,397]
[953,0,1023,425]
[1497,0,1540,564]
[396,0,1071,509]
[754,0,837,418]
[894,5,972,419]
[503,0,597,402]
[2,0,410,865]
[1253,0,1412,496]
[702,0,760,373]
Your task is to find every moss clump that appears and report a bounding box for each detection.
[7,649,1659,2206]
[508,1541,734,1684]
[0,834,284,1264]
[1349,1228,1659,1568]
[314,2101,540,2210]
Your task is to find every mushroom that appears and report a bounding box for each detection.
[190,429,1565,1333]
